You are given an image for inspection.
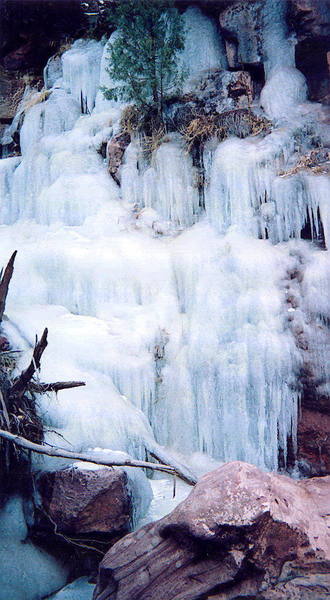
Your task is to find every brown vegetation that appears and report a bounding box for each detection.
[181,108,271,152]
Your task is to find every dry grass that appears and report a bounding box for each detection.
[279,149,330,178]
[54,40,72,58]
[8,80,26,114]
[120,105,168,157]
[181,109,271,152]
[120,104,141,134]
[23,89,52,112]
[180,114,225,151]
[140,126,167,155]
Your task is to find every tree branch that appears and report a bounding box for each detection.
[0,251,17,325]
[11,328,48,398]
[28,381,86,394]
[0,429,196,484]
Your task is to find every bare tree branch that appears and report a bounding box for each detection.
[0,428,196,484]
[28,381,86,394]
[11,328,48,398]
[0,251,17,325]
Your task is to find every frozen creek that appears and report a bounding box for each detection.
[0,3,329,599]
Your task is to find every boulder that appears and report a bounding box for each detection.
[107,132,131,185]
[94,462,330,600]
[37,467,132,538]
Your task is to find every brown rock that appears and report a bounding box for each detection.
[107,132,131,185]
[38,467,132,537]
[298,408,330,476]
[289,0,330,41]
[219,1,263,67]
[94,462,330,600]
[3,40,35,71]
[0,67,25,122]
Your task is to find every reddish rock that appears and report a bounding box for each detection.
[38,467,132,537]
[219,1,262,67]
[0,67,25,122]
[298,408,330,476]
[107,132,131,185]
[94,462,330,600]
[289,0,330,40]
[3,40,35,71]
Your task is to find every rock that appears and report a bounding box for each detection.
[107,132,131,184]
[289,0,330,104]
[0,336,10,351]
[298,408,330,476]
[3,40,35,71]
[165,69,254,131]
[289,0,330,41]
[37,467,132,537]
[94,462,330,600]
[0,67,25,122]
[219,1,263,67]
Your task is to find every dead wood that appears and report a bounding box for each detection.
[0,251,17,325]
[11,328,48,398]
[28,381,86,393]
[0,428,196,484]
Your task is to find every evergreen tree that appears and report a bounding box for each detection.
[103,0,185,116]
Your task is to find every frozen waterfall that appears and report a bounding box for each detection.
[0,0,328,537]
[0,3,329,597]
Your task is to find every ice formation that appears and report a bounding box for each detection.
[0,2,329,596]
[0,496,68,599]
[179,7,227,90]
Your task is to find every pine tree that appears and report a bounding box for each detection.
[103,0,185,117]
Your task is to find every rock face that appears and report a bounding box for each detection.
[298,408,330,476]
[219,0,263,67]
[0,67,25,122]
[166,69,254,132]
[37,467,132,537]
[94,462,330,600]
[291,0,330,104]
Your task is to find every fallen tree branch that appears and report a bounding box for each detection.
[11,328,48,397]
[0,251,17,325]
[146,441,198,486]
[0,428,196,484]
[28,381,86,394]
